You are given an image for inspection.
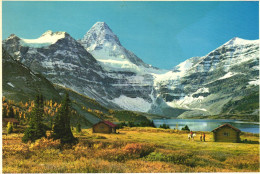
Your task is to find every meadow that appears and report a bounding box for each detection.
[3,127,259,173]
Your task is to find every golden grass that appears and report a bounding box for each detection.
[3,127,259,173]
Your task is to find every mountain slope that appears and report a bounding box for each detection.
[153,37,259,118]
[2,48,154,126]
[3,23,259,120]
[3,29,160,113]
[2,47,61,102]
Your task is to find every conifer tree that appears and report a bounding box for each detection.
[52,93,77,144]
[2,106,7,118]
[22,95,46,143]
[9,106,15,118]
[150,120,156,128]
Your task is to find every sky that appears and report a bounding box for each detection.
[2,1,259,69]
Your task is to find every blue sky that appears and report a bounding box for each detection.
[3,1,259,69]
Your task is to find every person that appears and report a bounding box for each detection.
[190,131,193,139]
[200,133,202,141]
[203,133,206,142]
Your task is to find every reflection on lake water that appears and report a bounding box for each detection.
[153,119,259,134]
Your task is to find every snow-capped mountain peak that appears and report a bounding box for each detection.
[19,30,67,48]
[223,37,259,46]
[79,22,159,73]
[80,22,121,50]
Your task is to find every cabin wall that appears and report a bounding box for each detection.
[93,122,111,133]
[215,127,239,143]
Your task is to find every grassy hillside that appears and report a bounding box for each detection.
[3,127,259,173]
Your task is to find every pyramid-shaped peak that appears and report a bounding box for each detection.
[80,21,121,47]
[94,21,108,27]
[89,21,114,34]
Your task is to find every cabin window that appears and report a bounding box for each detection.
[223,132,229,136]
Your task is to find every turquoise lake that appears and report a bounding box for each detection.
[153,119,259,133]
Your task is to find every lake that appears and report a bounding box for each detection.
[153,119,259,134]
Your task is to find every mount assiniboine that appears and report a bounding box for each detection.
[3,22,259,119]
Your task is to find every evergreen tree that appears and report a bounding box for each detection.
[150,120,156,128]
[76,122,81,133]
[9,106,15,118]
[7,122,13,134]
[52,93,77,144]
[181,125,190,131]
[22,95,46,143]
[2,105,7,118]
[159,124,170,129]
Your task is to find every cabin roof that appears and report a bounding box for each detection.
[3,118,19,123]
[94,120,117,128]
[212,123,241,132]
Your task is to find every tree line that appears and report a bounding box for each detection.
[22,93,77,145]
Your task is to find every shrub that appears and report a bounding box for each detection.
[123,143,155,158]
[145,151,192,164]
[7,122,13,134]
[29,137,61,150]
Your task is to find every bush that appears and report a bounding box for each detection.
[7,122,13,134]
[123,143,155,158]
[145,151,193,165]
[29,137,61,150]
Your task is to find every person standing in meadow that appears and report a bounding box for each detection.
[200,133,202,141]
[203,133,206,142]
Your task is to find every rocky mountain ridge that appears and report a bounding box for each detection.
[3,22,259,119]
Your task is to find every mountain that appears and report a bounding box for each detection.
[3,28,160,113]
[3,22,259,120]
[78,22,161,74]
[2,48,153,126]
[152,37,259,118]
[3,30,122,108]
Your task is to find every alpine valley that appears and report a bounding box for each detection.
[3,22,259,124]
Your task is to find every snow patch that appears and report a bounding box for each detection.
[20,30,66,48]
[218,72,237,80]
[7,82,15,88]
[193,87,209,94]
[248,79,259,86]
[112,95,151,112]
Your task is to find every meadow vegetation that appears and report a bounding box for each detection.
[3,127,259,173]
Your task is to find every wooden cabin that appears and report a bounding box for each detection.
[3,118,19,127]
[212,123,241,143]
[92,120,117,134]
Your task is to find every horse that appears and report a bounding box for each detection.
[188,133,196,140]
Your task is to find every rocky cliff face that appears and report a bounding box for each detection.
[3,22,259,118]
[152,37,259,117]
